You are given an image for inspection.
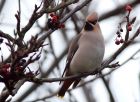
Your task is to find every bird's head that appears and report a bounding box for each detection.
[84,12,99,31]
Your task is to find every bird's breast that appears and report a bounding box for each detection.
[70,41,104,74]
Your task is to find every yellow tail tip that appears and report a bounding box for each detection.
[57,94,64,98]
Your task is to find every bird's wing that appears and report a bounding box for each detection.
[61,33,82,78]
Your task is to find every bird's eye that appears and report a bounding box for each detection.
[89,20,97,25]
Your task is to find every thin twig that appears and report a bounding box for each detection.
[26,26,140,83]
[0,31,16,43]
[37,0,92,42]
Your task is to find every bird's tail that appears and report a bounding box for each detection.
[58,79,74,97]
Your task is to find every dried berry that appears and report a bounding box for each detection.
[15,66,24,73]
[120,39,124,43]
[117,34,121,38]
[58,24,65,28]
[3,64,10,69]
[120,28,123,32]
[52,16,58,21]
[0,66,10,76]
[116,31,120,35]
[128,23,131,26]
[115,40,120,45]
[26,72,34,78]
[127,25,132,31]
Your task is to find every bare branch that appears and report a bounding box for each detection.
[0,31,16,43]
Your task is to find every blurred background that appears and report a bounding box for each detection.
[0,0,140,102]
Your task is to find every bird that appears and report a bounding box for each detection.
[58,11,105,97]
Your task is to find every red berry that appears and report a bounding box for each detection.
[51,17,58,23]
[115,40,120,45]
[16,66,24,73]
[56,15,59,19]
[52,16,58,20]
[127,25,132,31]
[125,4,132,12]
[52,18,57,22]
[1,67,10,76]
[58,24,65,28]
[3,64,10,69]
[60,24,65,28]
[128,23,131,26]
[26,72,34,77]
[120,39,124,43]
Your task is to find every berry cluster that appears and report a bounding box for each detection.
[0,62,38,94]
[126,4,133,32]
[0,61,37,82]
[0,64,24,80]
[127,23,132,31]
[115,4,134,45]
[0,64,11,78]
[47,13,65,30]
[115,28,124,45]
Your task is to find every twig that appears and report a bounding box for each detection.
[99,0,140,21]
[20,0,79,40]
[26,26,140,83]
[101,76,115,102]
[28,48,140,101]
[125,11,131,41]
[15,45,68,102]
[100,26,140,71]
[120,49,140,66]
[0,0,6,14]
[0,31,16,43]
[13,1,140,101]
[37,0,92,42]
[44,0,79,13]
[0,79,26,102]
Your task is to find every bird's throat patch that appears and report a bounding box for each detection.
[84,22,94,31]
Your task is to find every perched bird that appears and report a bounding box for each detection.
[58,12,105,97]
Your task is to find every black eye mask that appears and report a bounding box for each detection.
[89,20,98,25]
[84,22,94,31]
